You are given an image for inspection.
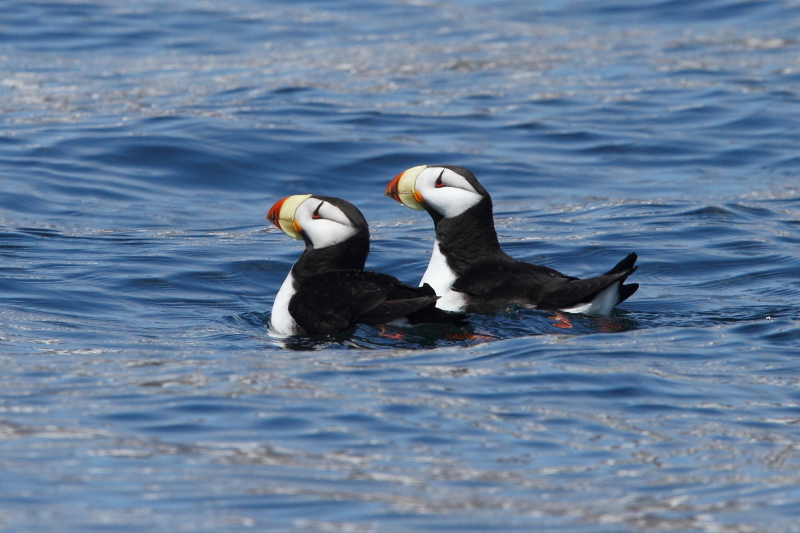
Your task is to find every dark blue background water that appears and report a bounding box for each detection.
[1,1,799,531]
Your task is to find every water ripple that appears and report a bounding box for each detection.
[2,0,800,531]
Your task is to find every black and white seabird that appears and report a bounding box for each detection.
[385,165,639,315]
[268,194,462,336]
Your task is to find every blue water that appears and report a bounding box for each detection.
[1,0,800,531]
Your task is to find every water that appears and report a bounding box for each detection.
[1,0,799,531]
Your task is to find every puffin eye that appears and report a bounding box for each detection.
[434,170,444,188]
[312,202,323,220]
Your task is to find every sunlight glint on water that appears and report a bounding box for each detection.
[0,0,799,531]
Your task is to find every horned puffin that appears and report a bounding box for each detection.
[385,165,639,314]
[267,194,462,336]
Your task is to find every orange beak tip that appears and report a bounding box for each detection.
[266,194,312,240]
[385,172,402,202]
[267,197,288,229]
[385,165,426,211]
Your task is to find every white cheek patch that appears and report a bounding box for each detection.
[425,187,483,218]
[304,219,357,248]
[294,199,357,249]
[416,167,483,218]
[316,201,352,226]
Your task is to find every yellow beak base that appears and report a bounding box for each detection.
[267,194,312,240]
[385,165,427,211]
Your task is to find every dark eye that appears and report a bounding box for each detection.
[312,202,323,219]
[435,170,444,188]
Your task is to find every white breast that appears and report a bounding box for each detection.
[419,239,468,312]
[559,281,621,315]
[269,270,298,336]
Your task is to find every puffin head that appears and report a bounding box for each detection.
[385,165,488,219]
[268,194,368,249]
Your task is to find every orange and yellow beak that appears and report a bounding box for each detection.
[267,194,312,240]
[384,165,427,211]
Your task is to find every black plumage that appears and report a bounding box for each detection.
[288,270,444,335]
[391,165,639,314]
[271,195,464,336]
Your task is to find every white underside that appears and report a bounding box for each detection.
[559,281,621,315]
[270,270,298,336]
[419,239,468,312]
[419,239,623,316]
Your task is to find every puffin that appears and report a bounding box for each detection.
[385,165,639,314]
[267,194,463,336]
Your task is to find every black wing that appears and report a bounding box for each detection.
[453,254,638,311]
[537,253,639,309]
[288,270,441,335]
[452,258,574,310]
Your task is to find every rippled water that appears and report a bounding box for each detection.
[1,0,800,531]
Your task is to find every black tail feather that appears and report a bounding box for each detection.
[618,282,639,304]
[605,252,638,276]
[611,253,639,307]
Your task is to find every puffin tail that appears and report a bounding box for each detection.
[606,253,639,304]
[618,281,639,304]
[605,252,638,276]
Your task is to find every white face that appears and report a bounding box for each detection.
[294,198,358,249]
[414,166,483,218]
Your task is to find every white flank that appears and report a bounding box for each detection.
[270,271,298,335]
[560,281,621,315]
[419,239,468,312]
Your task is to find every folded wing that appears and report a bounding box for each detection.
[288,270,441,335]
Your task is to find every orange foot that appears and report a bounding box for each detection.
[548,313,573,329]
[377,325,405,340]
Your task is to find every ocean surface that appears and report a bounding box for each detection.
[1,0,800,531]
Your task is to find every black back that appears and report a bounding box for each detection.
[426,168,638,312]
[283,195,466,334]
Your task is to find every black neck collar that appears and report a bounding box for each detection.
[433,197,507,275]
[291,229,369,285]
